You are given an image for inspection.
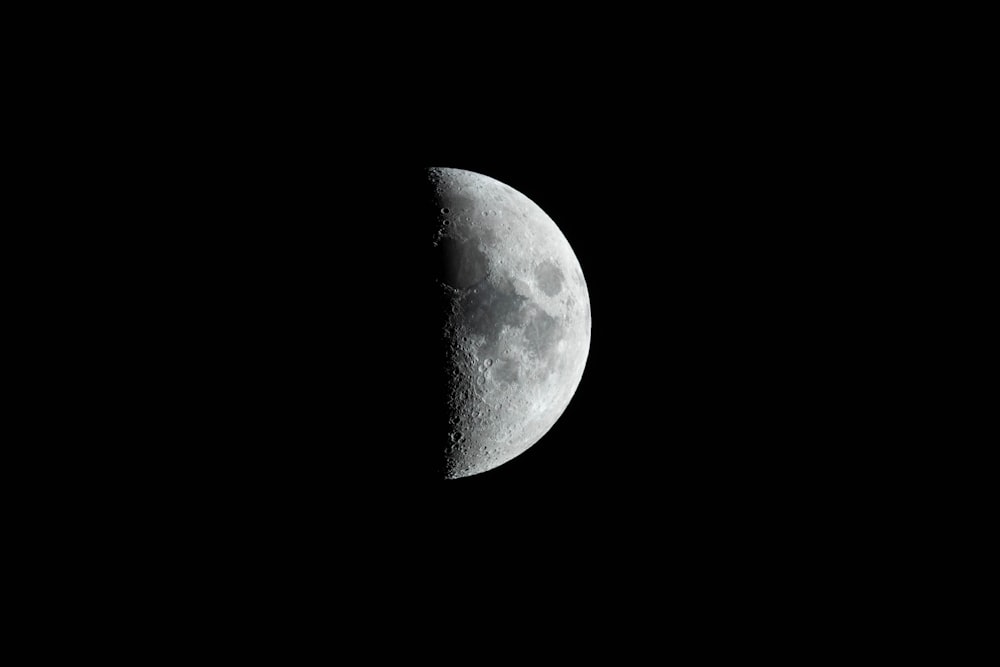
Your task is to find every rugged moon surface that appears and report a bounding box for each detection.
[429,168,591,479]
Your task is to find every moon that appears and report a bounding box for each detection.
[429,168,591,479]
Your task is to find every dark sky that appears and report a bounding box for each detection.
[85,18,894,642]
[136,41,864,558]
[175,105,838,501]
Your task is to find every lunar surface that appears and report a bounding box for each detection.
[429,168,591,479]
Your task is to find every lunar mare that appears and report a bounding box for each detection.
[429,168,591,479]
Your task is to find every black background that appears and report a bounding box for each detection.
[115,56,853,522]
[146,105,846,534]
[69,17,894,620]
[109,100,865,634]
[33,8,937,652]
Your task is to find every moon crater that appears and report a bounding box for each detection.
[534,260,565,296]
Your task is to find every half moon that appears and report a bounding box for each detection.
[429,167,591,479]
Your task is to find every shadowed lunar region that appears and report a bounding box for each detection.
[429,168,591,479]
